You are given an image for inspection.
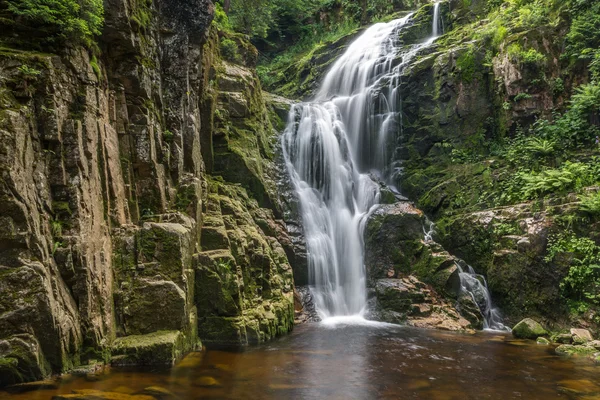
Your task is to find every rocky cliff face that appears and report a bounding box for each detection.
[0,0,297,385]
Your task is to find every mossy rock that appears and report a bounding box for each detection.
[111,331,192,366]
[536,337,550,345]
[512,318,547,339]
[0,357,22,386]
[554,344,597,357]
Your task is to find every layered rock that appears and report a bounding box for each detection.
[0,0,297,386]
[365,202,480,330]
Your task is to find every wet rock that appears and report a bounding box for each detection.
[373,276,474,331]
[512,318,547,339]
[376,279,427,313]
[196,376,221,387]
[536,337,550,345]
[555,344,597,357]
[553,333,573,344]
[111,331,191,366]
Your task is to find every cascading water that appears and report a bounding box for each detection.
[457,263,509,331]
[282,5,444,319]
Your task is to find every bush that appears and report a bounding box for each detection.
[220,37,241,63]
[546,232,600,306]
[5,0,104,48]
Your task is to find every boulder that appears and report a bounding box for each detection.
[571,328,594,344]
[553,333,573,344]
[512,318,547,339]
[111,331,191,366]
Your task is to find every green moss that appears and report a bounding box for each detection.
[90,55,101,80]
[555,344,597,357]
[456,46,478,83]
[0,357,23,386]
[512,318,548,339]
[112,331,189,366]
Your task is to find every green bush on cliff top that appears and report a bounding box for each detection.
[4,0,104,48]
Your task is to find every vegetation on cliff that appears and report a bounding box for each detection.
[1,0,104,49]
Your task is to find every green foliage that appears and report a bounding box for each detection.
[213,3,233,33]
[5,0,104,48]
[579,191,600,217]
[456,46,477,83]
[507,43,546,67]
[90,55,101,79]
[516,162,595,199]
[220,37,241,63]
[17,64,41,77]
[565,0,600,61]
[546,232,600,306]
[228,0,272,38]
[257,18,359,91]
[163,129,174,143]
[514,92,532,102]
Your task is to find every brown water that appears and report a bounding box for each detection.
[2,321,600,399]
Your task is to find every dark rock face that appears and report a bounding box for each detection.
[0,0,299,385]
[364,202,482,330]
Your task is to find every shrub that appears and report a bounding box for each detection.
[546,232,600,306]
[517,162,594,199]
[220,37,241,63]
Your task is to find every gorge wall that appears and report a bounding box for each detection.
[0,0,298,385]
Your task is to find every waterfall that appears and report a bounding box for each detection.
[432,2,442,37]
[282,7,445,319]
[457,263,510,331]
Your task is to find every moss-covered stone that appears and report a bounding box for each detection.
[555,344,597,357]
[111,331,194,366]
[512,318,548,339]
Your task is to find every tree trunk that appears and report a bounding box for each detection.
[224,0,231,13]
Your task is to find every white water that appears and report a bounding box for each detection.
[282,5,444,319]
[457,263,510,331]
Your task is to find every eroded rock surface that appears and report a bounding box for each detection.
[0,0,297,385]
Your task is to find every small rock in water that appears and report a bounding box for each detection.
[196,376,221,387]
[570,328,594,344]
[553,333,573,344]
[137,386,180,399]
[536,337,550,345]
[511,318,547,339]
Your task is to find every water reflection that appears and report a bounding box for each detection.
[2,323,600,399]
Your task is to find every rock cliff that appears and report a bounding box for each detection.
[0,0,296,385]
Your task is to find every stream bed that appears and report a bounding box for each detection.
[2,322,599,399]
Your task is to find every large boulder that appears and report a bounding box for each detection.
[512,318,548,339]
[365,202,460,298]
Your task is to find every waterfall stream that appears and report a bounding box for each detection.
[457,263,510,331]
[282,3,457,320]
